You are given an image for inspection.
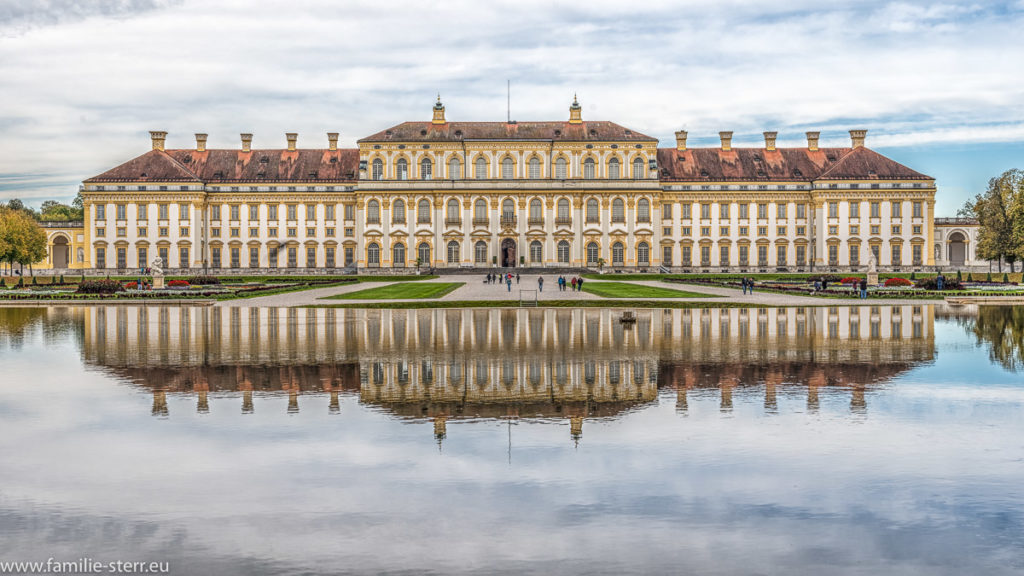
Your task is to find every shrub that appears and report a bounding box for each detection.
[884,277,913,287]
[168,279,190,287]
[31,276,38,285]
[987,272,993,282]
[910,271,916,280]
[1003,273,1010,283]
[187,275,221,285]
[840,277,861,284]
[17,277,24,288]
[77,279,125,294]
[915,277,962,290]
[58,274,65,285]
[956,270,962,281]
[967,273,974,282]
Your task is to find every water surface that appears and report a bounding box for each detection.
[0,305,1022,575]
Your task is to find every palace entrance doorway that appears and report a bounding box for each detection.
[52,236,70,269]
[500,238,517,268]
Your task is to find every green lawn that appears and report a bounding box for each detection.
[580,281,711,299]
[326,282,464,300]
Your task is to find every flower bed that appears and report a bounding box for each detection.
[884,277,913,287]
[841,277,861,284]
[167,279,190,287]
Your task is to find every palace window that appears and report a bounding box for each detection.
[420,158,432,180]
[892,202,902,218]
[739,246,749,265]
[912,244,922,264]
[137,247,147,268]
[777,226,787,236]
[325,247,335,268]
[828,202,839,219]
[758,226,768,236]
[913,201,923,218]
[739,204,749,219]
[250,247,259,268]
[850,202,860,218]
[558,240,571,263]
[586,198,599,222]
[475,241,488,264]
[682,226,691,236]
[612,199,625,222]
[249,227,258,237]
[418,199,431,223]
[393,199,406,223]
[529,157,541,179]
[475,157,487,179]
[396,158,409,180]
[701,227,711,236]
[474,199,487,222]
[502,157,514,179]
[796,245,806,265]
[448,157,460,179]
[634,199,651,222]
[757,204,768,219]
[268,247,278,268]
[179,247,189,268]
[892,244,902,265]
[871,225,880,235]
[531,241,543,263]
[392,243,406,267]
[720,203,729,219]
[720,227,729,236]
[758,245,768,266]
[367,243,380,267]
[850,225,859,235]
[178,204,189,221]
[137,204,148,219]
[95,205,106,220]
[555,157,567,179]
[850,244,860,265]
[366,200,380,224]
[372,159,383,180]
[418,242,430,265]
[702,246,712,266]
[608,157,620,180]
[719,245,729,266]
[269,205,279,220]
[446,240,460,263]
[828,245,838,265]
[583,158,595,179]
[287,205,297,221]
[777,245,787,266]
[209,248,220,269]
[633,157,644,179]
[447,199,460,222]
[503,198,516,220]
[662,203,673,221]
[637,242,649,266]
[138,227,148,237]
[796,226,805,235]
[912,225,922,235]
[892,225,901,235]
[870,202,880,218]
[682,204,692,219]
[530,199,543,222]
[325,205,335,220]
[796,204,806,219]
[231,247,241,268]
[586,242,599,265]
[612,242,624,265]
[287,247,297,267]
[116,204,126,220]
[557,198,570,222]
[662,245,672,266]
[304,204,315,221]
[248,205,258,221]
[699,203,710,219]
[230,205,240,221]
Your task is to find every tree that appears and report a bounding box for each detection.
[38,199,82,222]
[961,169,1024,272]
[0,208,48,275]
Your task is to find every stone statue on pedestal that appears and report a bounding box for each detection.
[867,251,879,286]
[151,257,165,289]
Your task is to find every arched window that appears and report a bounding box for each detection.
[557,198,570,220]
[448,157,461,179]
[446,240,460,263]
[586,242,599,265]
[612,198,625,222]
[392,199,406,223]
[528,157,541,179]
[367,242,380,266]
[474,241,488,263]
[586,198,599,223]
[396,158,408,180]
[392,243,406,267]
[420,158,432,180]
[446,199,460,222]
[557,240,570,263]
[529,198,543,221]
[474,199,487,222]
[502,198,515,218]
[637,198,650,222]
[583,157,595,179]
[474,157,487,179]
[608,157,620,180]
[417,199,431,223]
[372,158,383,180]
[637,241,650,266]
[612,241,624,265]
[418,242,430,265]
[632,157,644,179]
[367,199,380,223]
[555,157,567,179]
[530,240,543,263]
[502,157,514,179]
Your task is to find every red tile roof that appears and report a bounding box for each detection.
[657,146,931,182]
[359,121,657,143]
[85,149,360,183]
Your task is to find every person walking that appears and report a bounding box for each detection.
[741,277,748,295]
[516,272,520,284]
[748,277,754,294]
[859,278,868,299]
[506,276,512,292]
[577,277,584,291]
[571,277,577,291]
[538,276,544,292]
[936,273,945,291]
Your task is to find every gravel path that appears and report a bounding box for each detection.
[218,275,934,308]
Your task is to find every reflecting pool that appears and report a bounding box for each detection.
[0,305,1022,575]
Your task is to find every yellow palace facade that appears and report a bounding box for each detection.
[55,97,938,273]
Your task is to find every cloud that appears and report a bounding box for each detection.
[0,0,1022,206]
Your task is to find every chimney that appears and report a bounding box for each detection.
[194,133,207,152]
[149,131,167,151]
[286,133,297,152]
[568,94,583,124]
[849,129,867,148]
[327,132,339,151]
[719,131,733,151]
[240,133,252,153]
[763,131,777,151]
[432,94,446,124]
[806,131,820,152]
[674,130,688,151]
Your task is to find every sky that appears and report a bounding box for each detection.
[0,0,1023,216]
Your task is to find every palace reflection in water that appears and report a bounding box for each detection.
[47,304,939,440]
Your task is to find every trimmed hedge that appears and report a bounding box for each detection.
[76,279,125,294]
[187,275,221,285]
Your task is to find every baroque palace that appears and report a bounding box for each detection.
[37,96,983,273]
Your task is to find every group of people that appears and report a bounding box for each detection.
[740,277,756,295]
[485,272,519,291]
